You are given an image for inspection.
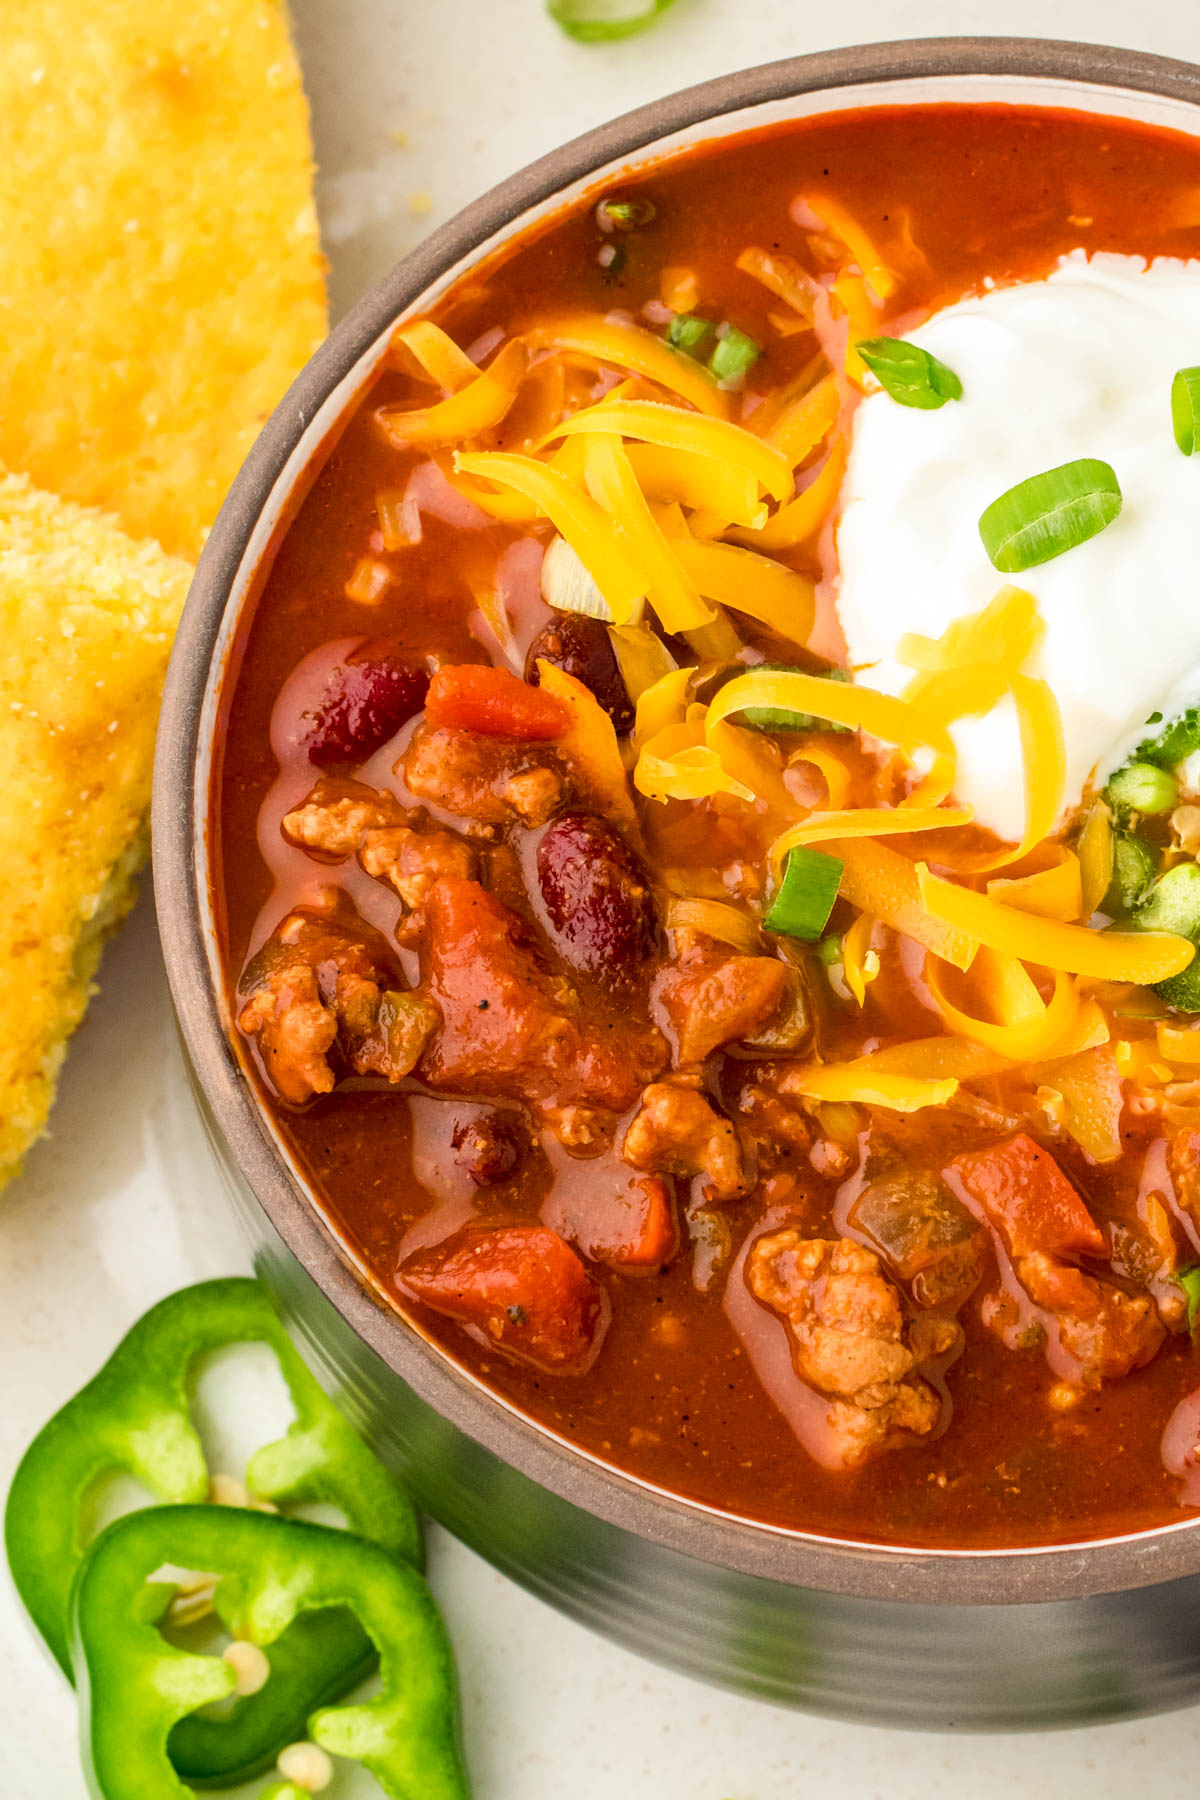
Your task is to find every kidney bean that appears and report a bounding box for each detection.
[536,812,658,983]
[526,613,634,734]
[451,1111,522,1185]
[304,651,429,766]
[396,1224,608,1372]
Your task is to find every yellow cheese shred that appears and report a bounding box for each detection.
[925,950,1099,1063]
[706,669,957,808]
[842,911,880,1007]
[624,444,765,529]
[787,745,854,809]
[784,1064,958,1113]
[900,585,1042,722]
[666,536,815,643]
[536,661,638,833]
[545,399,794,504]
[734,246,819,322]
[915,864,1195,983]
[727,439,847,552]
[523,314,728,416]
[942,671,1066,874]
[391,319,479,392]
[831,839,977,972]
[582,434,712,632]
[1077,801,1115,918]
[762,373,840,468]
[633,665,693,750]
[1157,1021,1200,1064]
[803,194,899,298]
[987,851,1083,922]
[454,451,645,623]
[378,340,528,447]
[635,722,755,805]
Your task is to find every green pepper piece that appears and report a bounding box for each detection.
[1134,863,1200,1012]
[71,1506,469,1800]
[5,1278,419,1784]
[1103,832,1161,917]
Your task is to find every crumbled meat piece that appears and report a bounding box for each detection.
[281,778,403,859]
[418,878,666,1128]
[397,1224,607,1372]
[1108,1193,1186,1329]
[848,1168,985,1310]
[621,1080,746,1201]
[402,721,566,828]
[736,1082,813,1176]
[1015,1249,1165,1386]
[654,945,790,1065]
[1170,1127,1200,1227]
[451,1111,522,1185]
[746,1232,944,1466]
[237,911,436,1104]
[359,823,476,909]
[280,779,477,939]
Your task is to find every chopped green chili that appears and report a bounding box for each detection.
[764,847,843,941]
[1134,863,1200,1011]
[1180,1265,1200,1335]
[667,313,714,357]
[978,458,1123,573]
[708,326,761,384]
[1173,367,1200,455]
[857,337,963,409]
[1102,833,1161,917]
[1107,760,1179,817]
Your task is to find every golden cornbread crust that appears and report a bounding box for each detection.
[0,474,191,1187]
[0,0,327,559]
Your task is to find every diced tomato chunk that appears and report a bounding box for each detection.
[396,1223,608,1371]
[425,664,569,740]
[544,1174,678,1272]
[949,1132,1105,1261]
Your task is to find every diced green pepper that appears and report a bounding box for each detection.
[1103,833,1161,917]
[1107,760,1179,817]
[5,1278,419,1785]
[666,313,714,357]
[71,1506,468,1800]
[1134,863,1200,1011]
[707,326,760,384]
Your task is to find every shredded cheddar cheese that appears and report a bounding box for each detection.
[524,314,728,416]
[378,340,527,447]
[546,399,794,504]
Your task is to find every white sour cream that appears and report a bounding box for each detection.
[835,252,1200,841]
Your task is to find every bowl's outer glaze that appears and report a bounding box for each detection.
[155,40,1200,1726]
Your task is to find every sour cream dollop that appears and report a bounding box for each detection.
[836,252,1200,841]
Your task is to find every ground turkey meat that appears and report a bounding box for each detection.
[621,1079,747,1201]
[747,1232,955,1466]
[237,910,437,1104]
[654,943,791,1065]
[402,721,566,829]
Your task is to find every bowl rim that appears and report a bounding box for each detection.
[154,34,1200,1607]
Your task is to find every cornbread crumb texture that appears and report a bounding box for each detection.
[0,0,327,559]
[0,474,192,1186]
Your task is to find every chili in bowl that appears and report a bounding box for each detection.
[156,39,1200,1727]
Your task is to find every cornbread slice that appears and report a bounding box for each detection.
[0,473,191,1189]
[0,0,327,558]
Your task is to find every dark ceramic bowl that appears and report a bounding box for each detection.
[154,38,1200,1729]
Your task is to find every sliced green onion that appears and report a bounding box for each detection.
[1180,1266,1200,1335]
[667,313,714,357]
[764,846,843,941]
[1102,832,1161,917]
[547,0,679,41]
[707,326,761,385]
[978,458,1122,573]
[1173,367,1200,455]
[857,337,962,410]
[1136,705,1200,771]
[740,664,851,733]
[817,931,844,966]
[1107,760,1178,817]
[596,197,656,232]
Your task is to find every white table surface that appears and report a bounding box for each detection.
[8,0,1200,1792]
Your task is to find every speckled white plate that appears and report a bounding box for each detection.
[9,2,1200,1792]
